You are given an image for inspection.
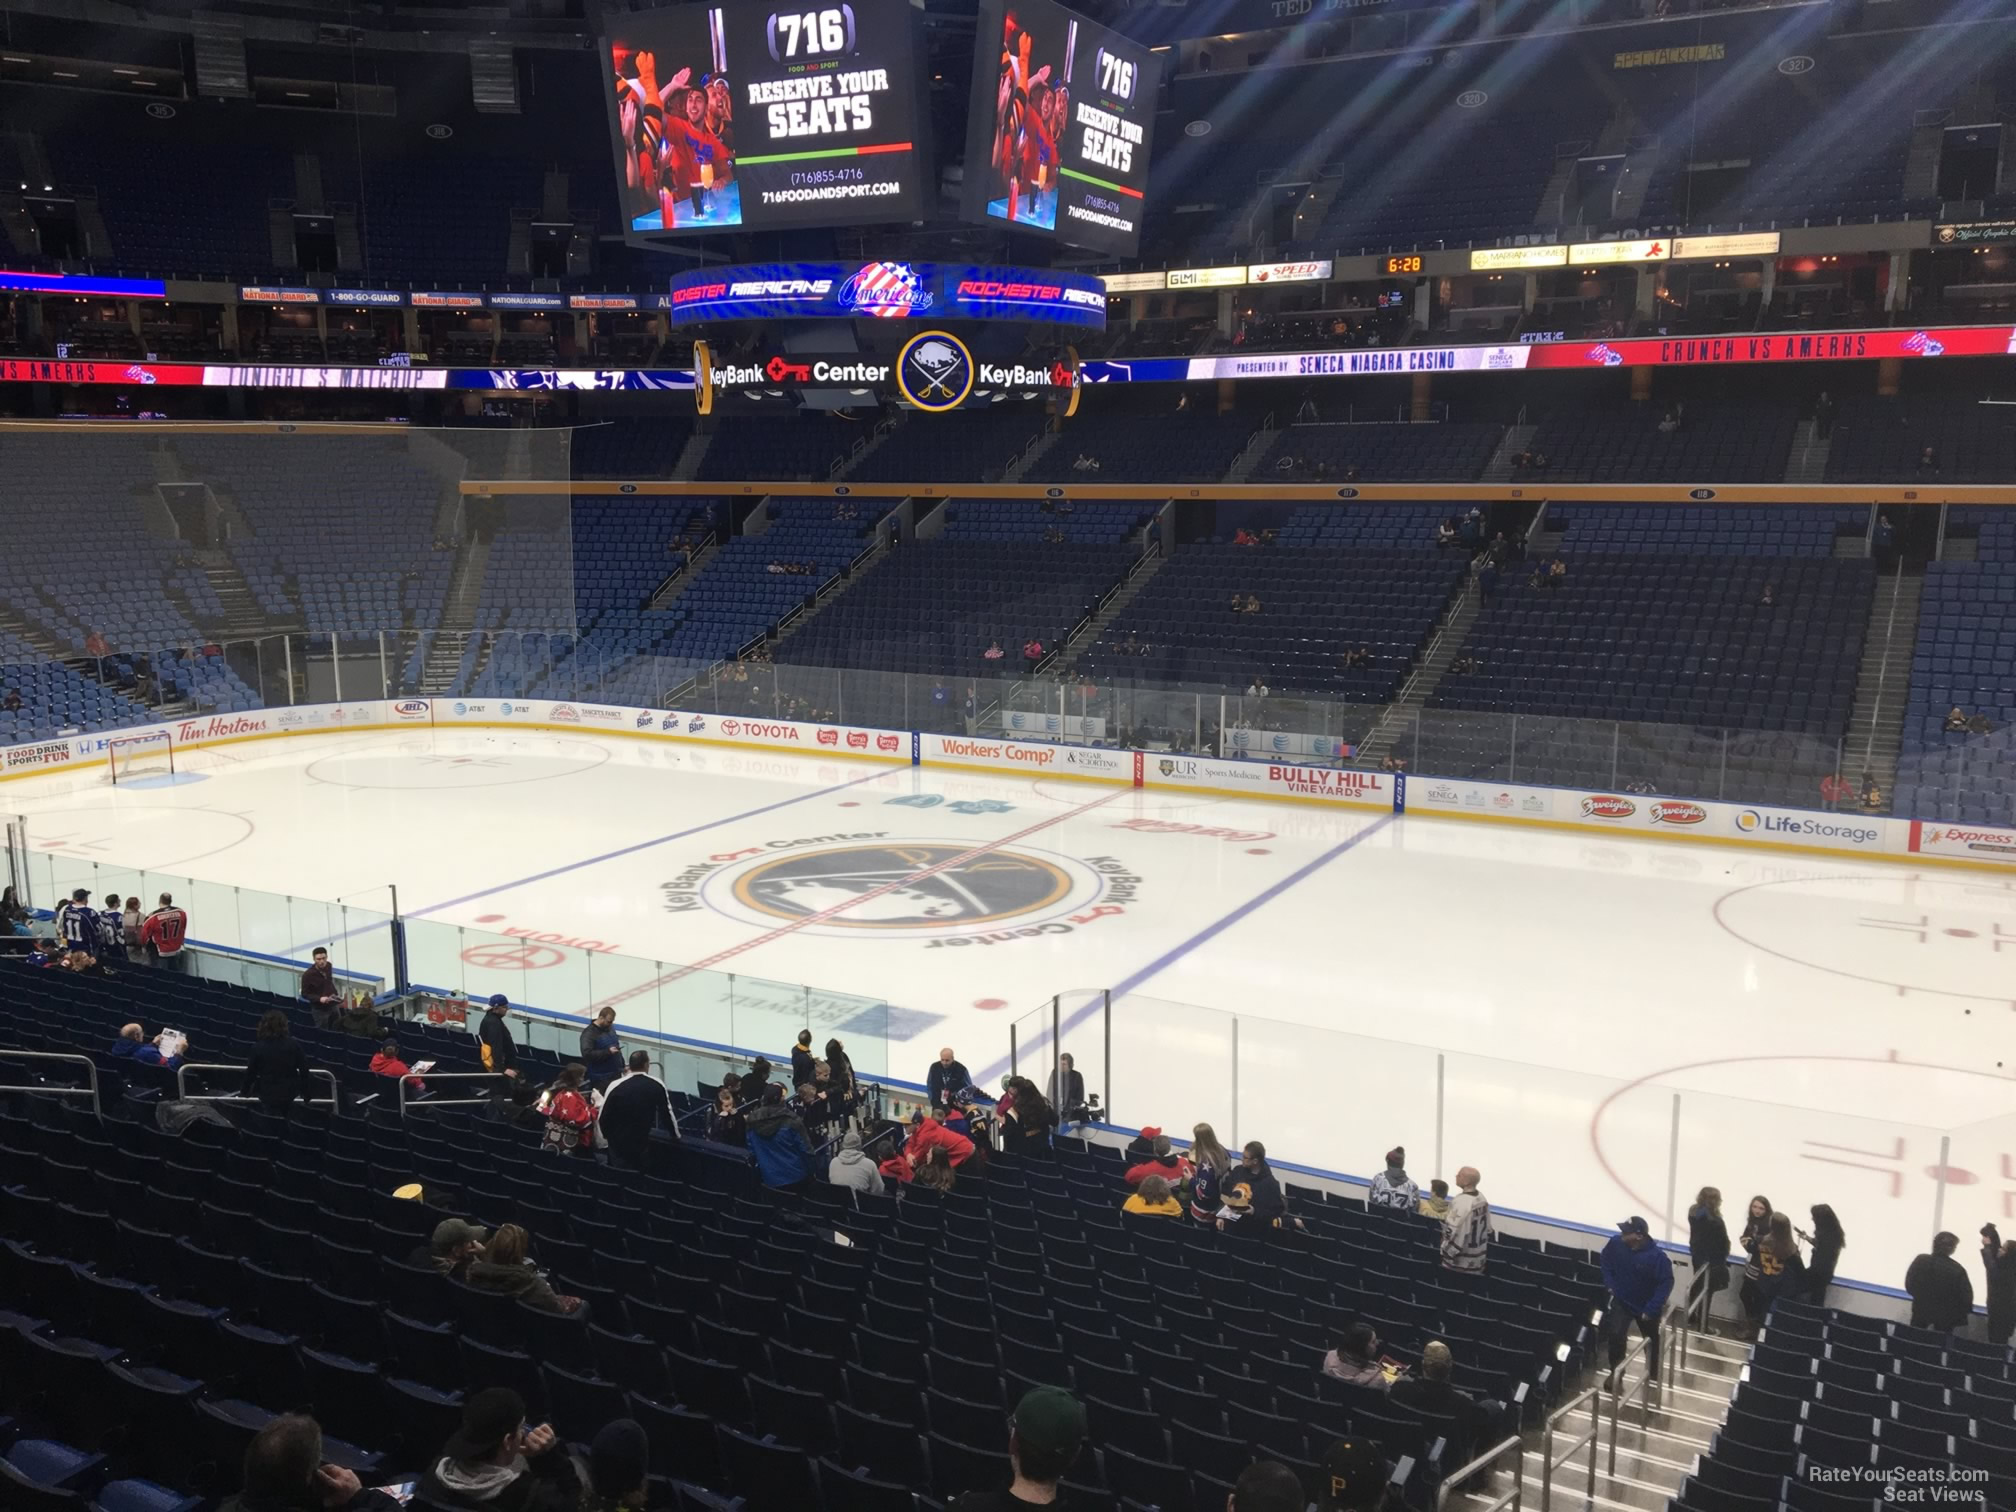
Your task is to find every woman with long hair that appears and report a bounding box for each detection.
[1801,1204,1845,1305]
[1322,1322,1388,1389]
[540,1063,599,1157]
[243,1009,314,1112]
[1000,1076,1056,1157]
[1736,1193,1775,1330]
[913,1144,956,1192]
[824,1038,856,1103]
[467,1222,582,1314]
[1189,1123,1232,1224]
[1743,1211,1804,1332]
[1687,1186,1732,1314]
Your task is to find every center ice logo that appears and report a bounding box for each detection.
[733,843,1070,929]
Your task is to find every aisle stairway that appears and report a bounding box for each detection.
[1843,563,1923,801]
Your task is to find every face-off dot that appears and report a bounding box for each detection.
[973,998,1007,1011]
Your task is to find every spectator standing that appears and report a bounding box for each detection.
[742,1055,775,1104]
[598,1051,676,1170]
[578,1008,623,1092]
[1982,1224,2016,1345]
[1441,1166,1490,1277]
[824,1037,857,1109]
[221,1413,401,1512]
[302,947,341,1026]
[415,1387,582,1511]
[1800,1204,1845,1305]
[1418,1179,1451,1221]
[1687,1187,1732,1314]
[56,887,99,965]
[791,1029,817,1089]
[1600,1217,1674,1385]
[140,891,188,970]
[244,1010,315,1113]
[98,892,125,963]
[1322,1323,1389,1389]
[909,1106,977,1168]
[950,1386,1086,1512]
[479,995,521,1084]
[1367,1147,1418,1212]
[829,1130,886,1196]
[0,883,27,935]
[1743,1213,1805,1331]
[746,1083,812,1189]
[1001,1077,1057,1157]
[539,1064,600,1157]
[709,1082,747,1145]
[1189,1122,1232,1224]
[1735,1193,1773,1327]
[1814,390,1836,439]
[1905,1232,1974,1332]
[927,1046,973,1109]
[1047,1051,1087,1123]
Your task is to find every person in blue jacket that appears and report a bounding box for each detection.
[745,1084,811,1189]
[1601,1216,1674,1385]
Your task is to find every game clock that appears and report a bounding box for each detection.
[1383,254,1424,276]
[602,0,928,244]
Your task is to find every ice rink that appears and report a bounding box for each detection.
[11,724,2016,1290]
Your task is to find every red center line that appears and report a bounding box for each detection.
[591,785,1130,1011]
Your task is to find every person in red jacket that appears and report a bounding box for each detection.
[371,1037,426,1096]
[907,1107,976,1168]
[1125,1134,1193,1190]
[140,892,188,971]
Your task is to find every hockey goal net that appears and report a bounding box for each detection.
[108,731,174,784]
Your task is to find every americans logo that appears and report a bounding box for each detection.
[839,262,932,319]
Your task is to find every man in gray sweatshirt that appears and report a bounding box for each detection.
[828,1129,886,1196]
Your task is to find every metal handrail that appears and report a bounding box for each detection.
[1605,1330,1658,1476]
[1433,1433,1524,1512]
[1672,1260,1716,1373]
[1539,1378,1605,1512]
[175,1061,340,1107]
[0,1048,103,1120]
[398,1067,504,1115]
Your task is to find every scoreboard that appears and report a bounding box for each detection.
[960,0,1161,257]
[603,1,929,242]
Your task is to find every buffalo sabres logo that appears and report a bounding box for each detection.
[733,844,1070,929]
[896,329,975,413]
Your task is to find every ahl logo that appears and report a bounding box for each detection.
[1650,800,1707,825]
[896,330,975,413]
[551,704,581,723]
[1903,331,1946,357]
[636,712,654,729]
[1586,344,1625,367]
[1581,795,1637,819]
[838,261,932,319]
[393,699,429,717]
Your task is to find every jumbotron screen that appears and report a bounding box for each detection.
[960,0,1160,257]
[602,1,928,242]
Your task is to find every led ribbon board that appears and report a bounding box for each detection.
[666,261,1107,328]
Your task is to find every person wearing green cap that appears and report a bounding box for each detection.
[952,1385,1087,1509]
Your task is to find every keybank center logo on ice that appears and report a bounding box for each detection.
[1734,808,1882,846]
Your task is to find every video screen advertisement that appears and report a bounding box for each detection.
[961,0,1160,257]
[603,1,929,240]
